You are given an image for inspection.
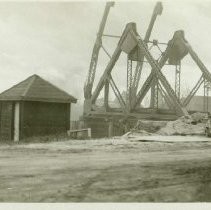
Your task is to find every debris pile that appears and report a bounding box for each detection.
[157,113,206,136]
[134,120,168,133]
[191,112,207,123]
[126,112,207,138]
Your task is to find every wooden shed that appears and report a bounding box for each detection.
[0,74,77,142]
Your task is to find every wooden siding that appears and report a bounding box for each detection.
[84,117,125,138]
[84,118,109,138]
[20,101,70,139]
[0,102,14,141]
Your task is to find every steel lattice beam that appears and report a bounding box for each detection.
[84,2,115,99]
[181,38,211,83]
[132,42,171,110]
[131,2,163,99]
[132,61,143,96]
[127,58,133,111]
[157,82,174,109]
[108,75,126,112]
[175,63,181,99]
[130,30,188,116]
[154,77,159,109]
[203,79,211,112]
[182,75,204,107]
[91,46,122,104]
[91,23,135,104]
[84,1,211,125]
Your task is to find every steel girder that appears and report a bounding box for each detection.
[182,75,204,107]
[83,2,211,123]
[91,23,134,105]
[131,2,163,103]
[174,33,211,109]
[84,2,114,99]
[129,29,188,116]
[86,23,189,118]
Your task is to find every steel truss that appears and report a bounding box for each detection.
[83,1,211,122]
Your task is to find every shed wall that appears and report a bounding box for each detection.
[20,101,70,139]
[0,102,14,141]
[84,117,125,138]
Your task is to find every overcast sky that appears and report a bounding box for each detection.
[0,0,211,108]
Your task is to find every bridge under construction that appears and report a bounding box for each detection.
[82,1,211,137]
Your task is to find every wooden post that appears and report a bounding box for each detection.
[87,128,91,139]
[69,103,71,130]
[108,120,113,137]
[14,102,20,142]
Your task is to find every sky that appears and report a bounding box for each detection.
[0,0,211,118]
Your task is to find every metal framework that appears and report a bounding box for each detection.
[175,63,181,99]
[83,1,211,123]
[84,2,114,99]
[127,58,133,111]
[204,80,211,112]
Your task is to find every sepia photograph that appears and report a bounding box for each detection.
[0,0,211,207]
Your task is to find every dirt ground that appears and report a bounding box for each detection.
[0,136,211,202]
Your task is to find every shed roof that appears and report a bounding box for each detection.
[0,74,77,103]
